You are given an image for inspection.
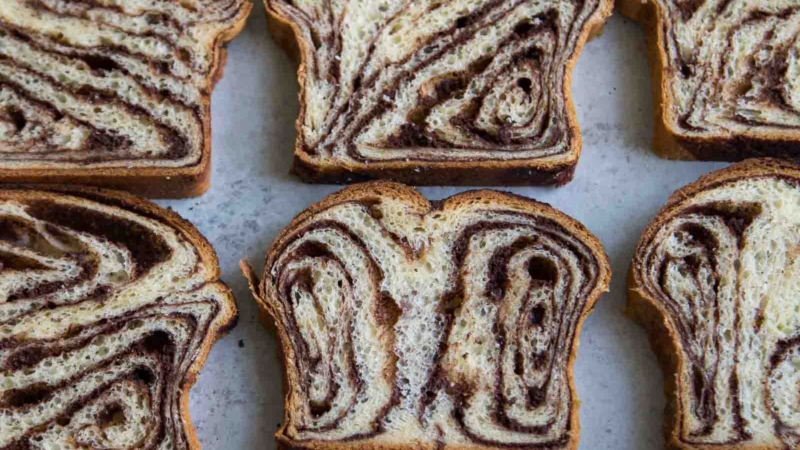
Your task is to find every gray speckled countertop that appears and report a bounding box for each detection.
[159,10,729,450]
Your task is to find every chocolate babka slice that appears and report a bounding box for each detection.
[630,158,800,449]
[267,0,613,185]
[242,182,611,449]
[0,0,251,197]
[0,186,236,449]
[620,0,800,160]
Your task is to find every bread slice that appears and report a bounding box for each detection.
[242,181,611,449]
[267,0,612,185]
[619,0,800,161]
[0,185,236,449]
[629,158,800,449]
[0,0,251,198]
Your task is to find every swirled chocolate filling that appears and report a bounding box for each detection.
[0,188,235,450]
[269,0,609,174]
[255,184,609,449]
[647,0,800,144]
[633,165,800,448]
[0,0,249,169]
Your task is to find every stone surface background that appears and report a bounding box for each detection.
[163,10,727,449]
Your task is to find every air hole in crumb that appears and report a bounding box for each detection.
[177,48,192,63]
[153,61,171,74]
[680,63,692,77]
[80,55,120,74]
[369,205,383,220]
[527,386,546,408]
[97,403,126,427]
[527,305,546,327]
[133,367,155,385]
[146,13,165,25]
[517,78,532,95]
[310,31,321,49]
[142,330,172,354]
[309,401,331,418]
[528,257,557,282]
[514,21,534,36]
[6,107,26,131]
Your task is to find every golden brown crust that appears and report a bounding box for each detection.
[1,184,237,449]
[266,0,614,186]
[627,158,800,450]
[290,155,578,186]
[618,0,800,161]
[242,181,611,450]
[0,2,253,199]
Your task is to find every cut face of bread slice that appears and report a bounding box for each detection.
[0,186,236,450]
[620,0,800,160]
[0,0,251,197]
[629,158,800,449]
[267,0,612,185]
[243,182,610,449]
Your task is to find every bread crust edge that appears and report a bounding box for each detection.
[265,0,614,186]
[242,181,612,450]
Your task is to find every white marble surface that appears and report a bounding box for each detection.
[161,9,730,450]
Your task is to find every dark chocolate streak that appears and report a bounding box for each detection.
[271,203,600,447]
[26,200,170,275]
[640,200,765,443]
[275,0,598,161]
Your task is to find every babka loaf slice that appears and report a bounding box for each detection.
[267,0,612,185]
[0,0,251,198]
[620,0,800,160]
[0,186,236,450]
[243,182,611,449]
[629,158,800,449]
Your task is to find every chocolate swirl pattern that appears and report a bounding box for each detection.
[0,0,251,196]
[0,187,236,450]
[630,158,800,449]
[267,0,612,185]
[621,0,800,160]
[243,182,610,449]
